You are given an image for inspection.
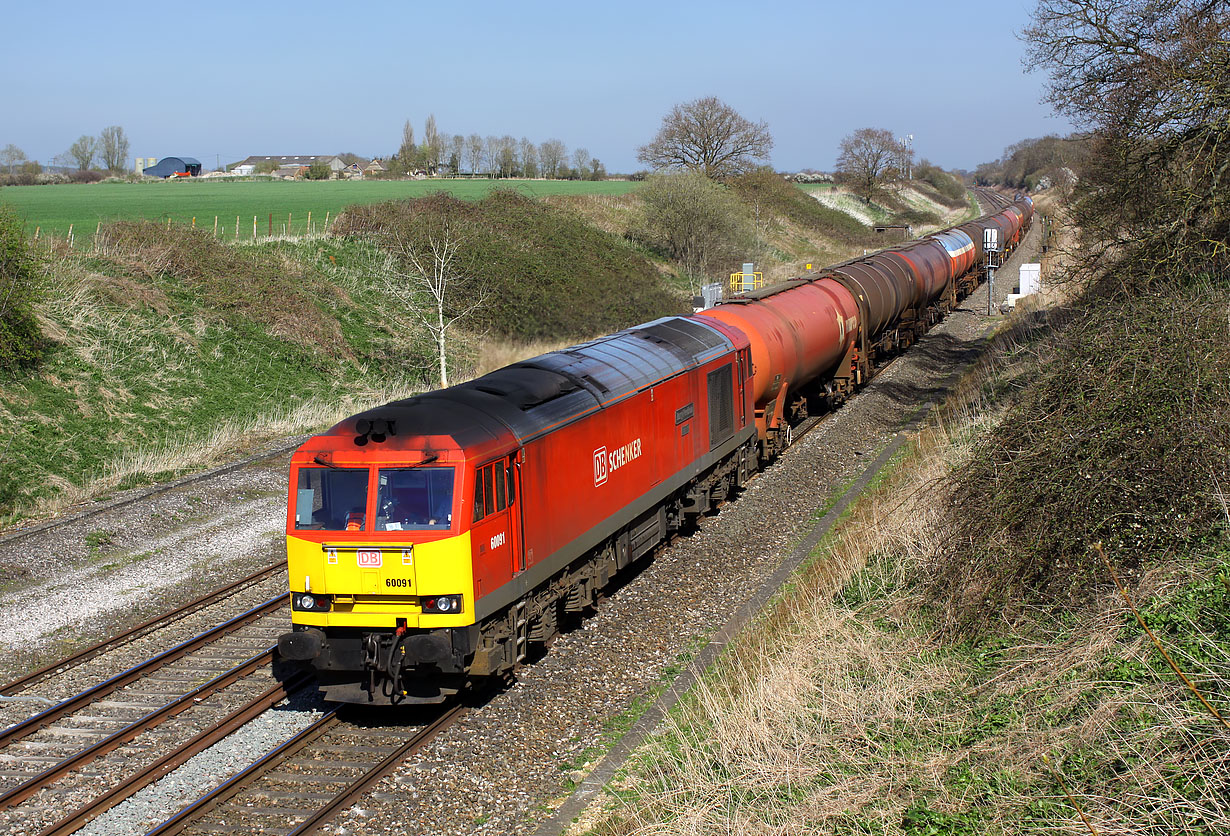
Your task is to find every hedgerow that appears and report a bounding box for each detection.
[0,205,46,375]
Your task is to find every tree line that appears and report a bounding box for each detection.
[1,126,131,185]
[337,116,609,180]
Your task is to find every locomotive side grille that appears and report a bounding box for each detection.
[707,364,735,450]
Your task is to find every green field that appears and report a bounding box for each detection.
[0,178,642,242]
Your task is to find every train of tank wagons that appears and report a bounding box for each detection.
[277,191,1035,705]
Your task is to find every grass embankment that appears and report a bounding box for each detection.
[334,191,686,341]
[0,177,643,243]
[578,233,1230,833]
[0,191,680,529]
[772,176,977,276]
[0,170,977,528]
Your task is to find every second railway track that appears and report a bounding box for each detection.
[0,595,294,834]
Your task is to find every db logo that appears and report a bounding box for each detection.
[593,447,608,486]
[357,550,382,568]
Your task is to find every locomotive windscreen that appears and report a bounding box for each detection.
[375,467,455,531]
[294,467,368,531]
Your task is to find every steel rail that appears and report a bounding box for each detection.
[39,671,313,836]
[146,703,467,836]
[0,438,304,549]
[0,648,275,809]
[1,561,284,696]
[288,704,465,836]
[0,595,286,749]
[144,711,342,836]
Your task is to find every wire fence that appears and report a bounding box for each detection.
[31,210,341,249]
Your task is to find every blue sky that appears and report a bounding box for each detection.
[2,0,1070,173]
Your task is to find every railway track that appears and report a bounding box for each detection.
[1,561,284,698]
[140,703,466,836]
[0,596,292,834]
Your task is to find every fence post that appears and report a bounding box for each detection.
[268,212,272,236]
[214,216,218,237]
[307,211,312,235]
[288,211,292,235]
[236,215,240,238]
[253,215,257,238]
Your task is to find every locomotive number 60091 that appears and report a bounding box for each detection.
[385,578,411,588]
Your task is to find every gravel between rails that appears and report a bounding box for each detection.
[74,690,326,836]
[0,217,1042,836]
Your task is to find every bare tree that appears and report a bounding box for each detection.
[638,96,773,180]
[519,137,538,178]
[423,114,441,174]
[68,135,97,170]
[497,135,517,178]
[398,120,417,173]
[1023,0,1230,286]
[572,147,590,180]
[835,127,901,201]
[381,217,487,387]
[466,134,484,175]
[0,145,24,174]
[99,125,130,173]
[483,136,500,178]
[450,134,465,174]
[539,139,566,179]
[637,171,755,291]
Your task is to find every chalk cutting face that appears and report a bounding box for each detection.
[593,447,608,486]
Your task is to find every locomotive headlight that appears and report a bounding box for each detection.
[421,594,461,614]
[292,593,332,612]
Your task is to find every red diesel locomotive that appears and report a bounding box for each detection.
[279,316,757,704]
[278,192,1033,705]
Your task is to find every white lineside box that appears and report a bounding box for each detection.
[1019,263,1041,295]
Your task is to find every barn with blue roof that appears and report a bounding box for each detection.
[142,157,202,178]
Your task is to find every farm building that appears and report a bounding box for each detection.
[364,159,387,176]
[142,157,202,178]
[230,155,347,177]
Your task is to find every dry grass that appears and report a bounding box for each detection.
[576,253,1230,834]
[471,336,584,378]
[23,383,422,521]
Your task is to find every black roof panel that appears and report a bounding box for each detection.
[337,316,733,448]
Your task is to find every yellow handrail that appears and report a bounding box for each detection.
[729,271,764,294]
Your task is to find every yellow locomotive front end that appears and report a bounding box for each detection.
[277,426,486,705]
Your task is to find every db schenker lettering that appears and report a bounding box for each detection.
[608,438,643,473]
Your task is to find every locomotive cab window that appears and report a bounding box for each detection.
[294,467,368,531]
[375,467,454,531]
[473,459,515,523]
